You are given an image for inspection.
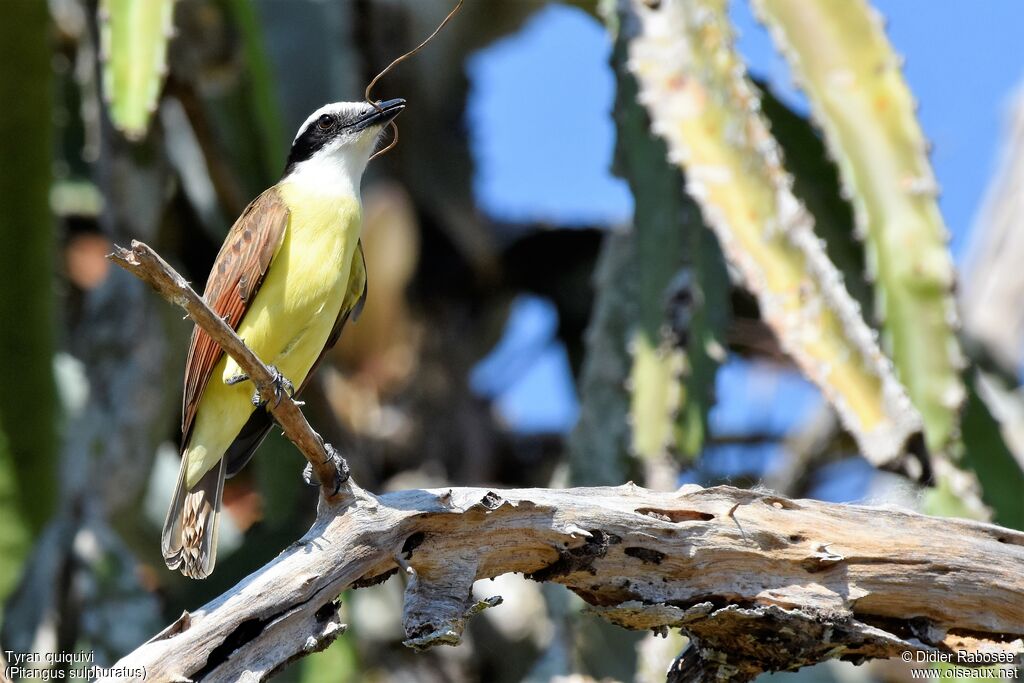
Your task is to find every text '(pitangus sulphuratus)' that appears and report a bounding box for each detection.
[162,99,406,579]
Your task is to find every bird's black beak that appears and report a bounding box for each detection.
[354,98,406,131]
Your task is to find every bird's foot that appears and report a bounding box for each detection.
[302,443,351,496]
[251,365,295,408]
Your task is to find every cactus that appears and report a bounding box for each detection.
[0,0,58,530]
[568,230,639,486]
[964,371,1024,528]
[605,0,727,463]
[623,0,922,468]
[629,336,684,461]
[758,85,871,317]
[98,0,176,140]
[0,428,31,606]
[753,0,965,456]
[674,226,730,459]
[607,8,692,462]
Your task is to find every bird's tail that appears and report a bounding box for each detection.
[161,455,226,579]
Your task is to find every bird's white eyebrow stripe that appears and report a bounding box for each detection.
[293,102,371,142]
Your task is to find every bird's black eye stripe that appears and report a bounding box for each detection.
[284,113,344,174]
[283,108,371,176]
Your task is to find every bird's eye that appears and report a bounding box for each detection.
[316,114,334,131]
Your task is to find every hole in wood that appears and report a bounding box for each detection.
[635,507,714,522]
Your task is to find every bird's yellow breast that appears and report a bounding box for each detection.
[184,184,362,487]
[228,184,362,359]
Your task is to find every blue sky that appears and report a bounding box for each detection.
[466,6,631,226]
[466,2,1024,452]
[469,1,1024,252]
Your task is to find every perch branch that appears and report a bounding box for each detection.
[107,240,345,500]
[106,485,1024,682]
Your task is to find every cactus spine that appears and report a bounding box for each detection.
[623,0,922,467]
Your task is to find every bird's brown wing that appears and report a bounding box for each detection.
[181,187,290,448]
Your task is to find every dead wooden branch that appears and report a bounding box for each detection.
[107,240,345,500]
[105,484,1024,682]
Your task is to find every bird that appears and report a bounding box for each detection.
[162,98,406,579]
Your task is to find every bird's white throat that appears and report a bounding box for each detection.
[282,140,372,198]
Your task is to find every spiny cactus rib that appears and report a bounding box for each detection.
[757,85,871,319]
[675,227,730,460]
[753,0,965,455]
[99,0,176,140]
[606,5,699,462]
[568,231,639,486]
[629,335,684,460]
[624,0,922,467]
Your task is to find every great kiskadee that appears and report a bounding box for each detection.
[162,98,406,579]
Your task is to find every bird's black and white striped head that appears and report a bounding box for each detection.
[282,99,405,193]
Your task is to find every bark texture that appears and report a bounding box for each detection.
[106,483,1024,682]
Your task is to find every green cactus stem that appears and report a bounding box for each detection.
[99,0,176,140]
[623,0,922,468]
[608,7,692,462]
[606,0,727,463]
[568,231,639,486]
[753,0,965,456]
[675,227,730,460]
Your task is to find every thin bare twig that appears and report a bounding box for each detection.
[107,239,347,501]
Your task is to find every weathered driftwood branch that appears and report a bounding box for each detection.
[106,484,1024,681]
[107,240,345,499]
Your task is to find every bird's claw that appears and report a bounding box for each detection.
[252,365,294,408]
[302,443,350,496]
